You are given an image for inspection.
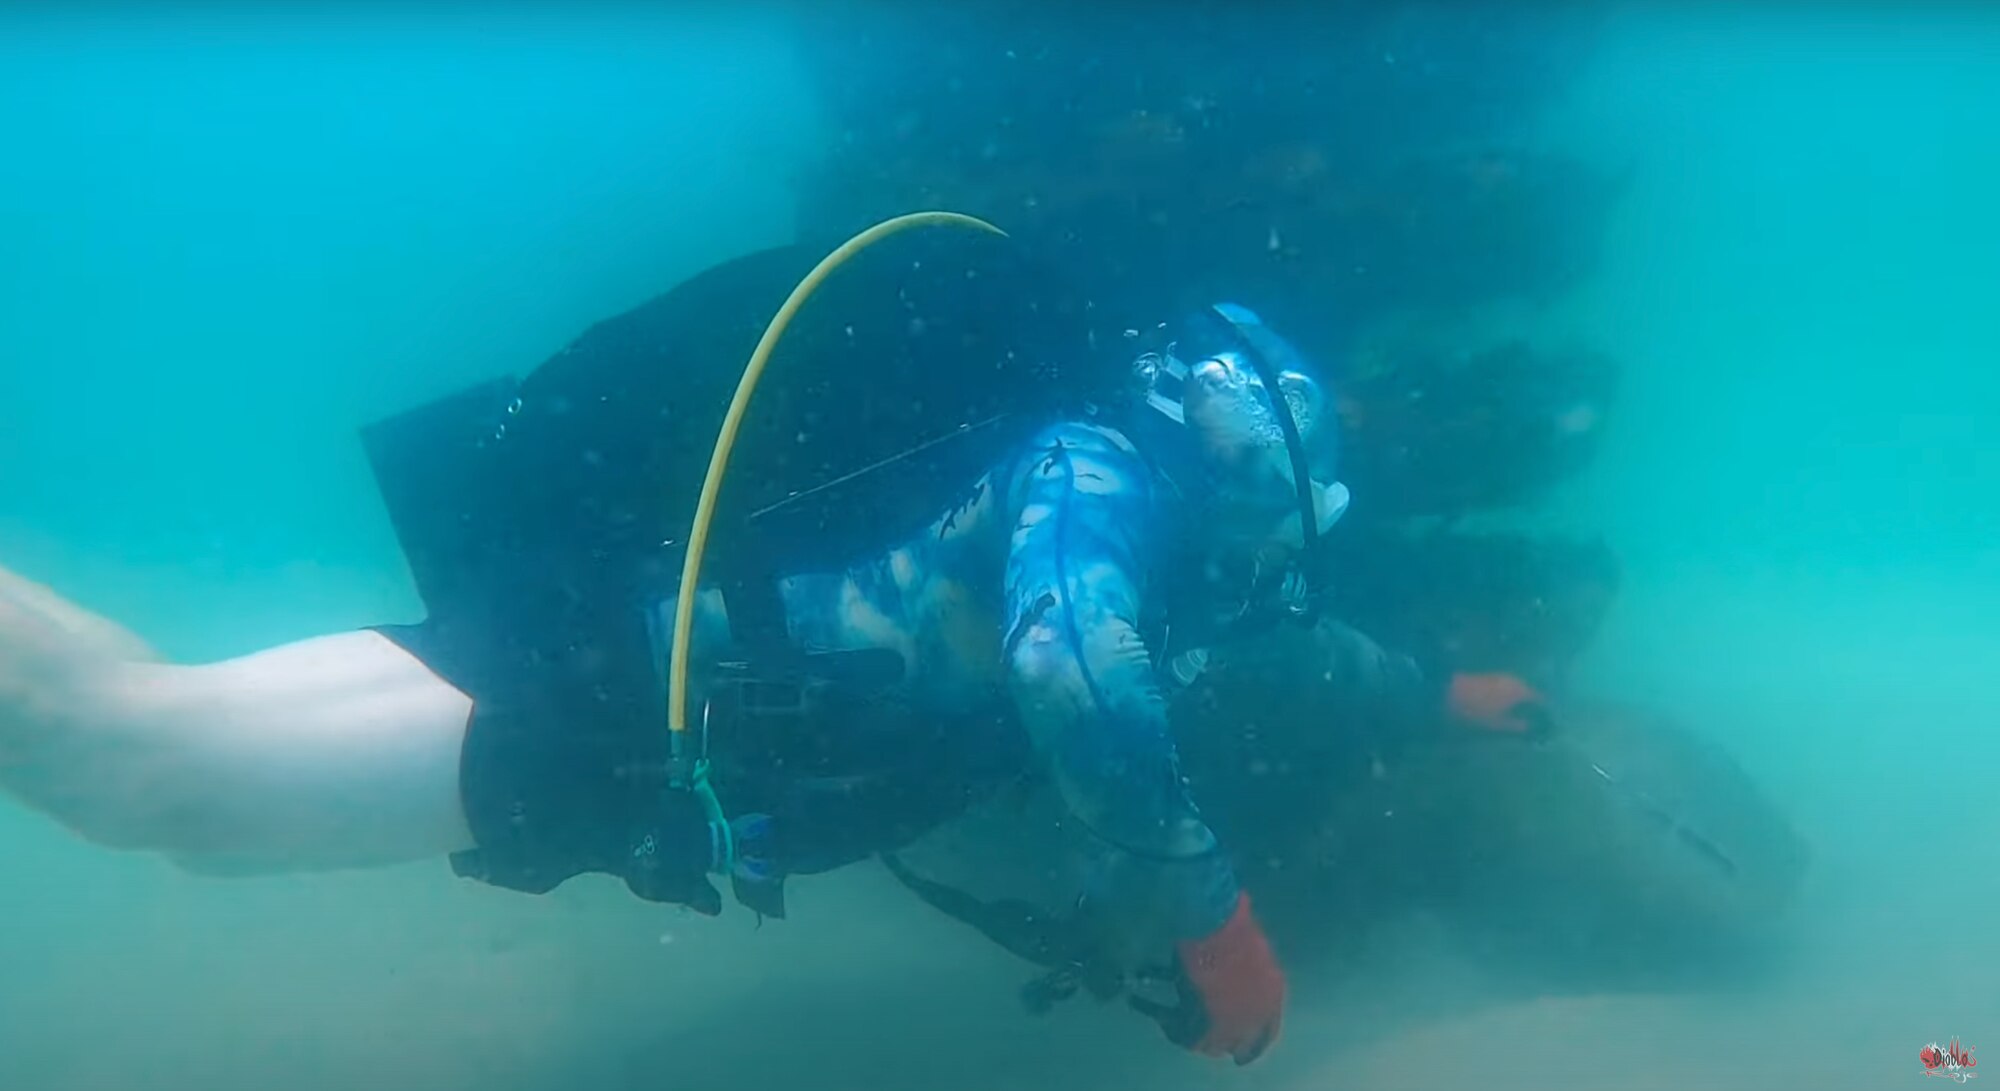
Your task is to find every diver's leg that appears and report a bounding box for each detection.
[1,585,474,872]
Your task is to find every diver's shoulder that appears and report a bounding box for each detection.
[1000,419,1158,506]
[1017,418,1144,458]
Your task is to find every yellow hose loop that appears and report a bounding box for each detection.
[667,211,1007,734]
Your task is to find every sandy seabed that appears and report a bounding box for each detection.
[0,802,1988,1091]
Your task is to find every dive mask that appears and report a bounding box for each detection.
[1133,303,1350,554]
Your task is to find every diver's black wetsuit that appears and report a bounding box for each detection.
[361,239,1441,946]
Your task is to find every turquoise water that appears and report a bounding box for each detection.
[1,6,1994,1089]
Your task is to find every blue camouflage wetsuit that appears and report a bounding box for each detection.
[727,417,1240,939]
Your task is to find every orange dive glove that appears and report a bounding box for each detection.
[1174,892,1287,1065]
[1446,670,1551,735]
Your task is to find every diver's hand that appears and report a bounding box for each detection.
[1446,671,1550,736]
[0,575,110,768]
[0,563,157,663]
[0,563,154,772]
[1164,891,1286,1065]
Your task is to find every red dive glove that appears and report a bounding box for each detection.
[1447,670,1551,735]
[1174,892,1287,1065]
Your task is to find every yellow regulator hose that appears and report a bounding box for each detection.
[666,211,1006,741]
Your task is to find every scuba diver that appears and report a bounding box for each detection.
[0,221,1543,1066]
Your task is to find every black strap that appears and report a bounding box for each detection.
[880,853,1087,970]
[711,521,801,672]
[720,573,792,665]
[1203,304,1323,567]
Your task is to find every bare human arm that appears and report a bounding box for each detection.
[0,564,474,874]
